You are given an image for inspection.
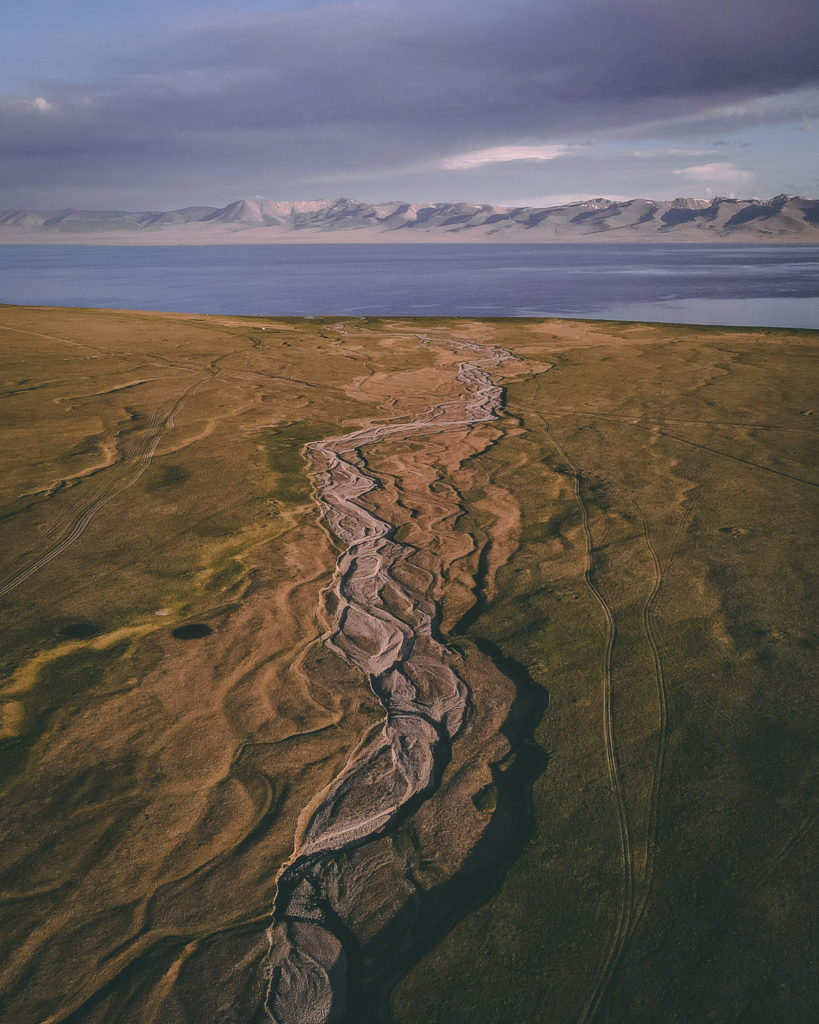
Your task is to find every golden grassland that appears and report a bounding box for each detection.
[0,306,816,1023]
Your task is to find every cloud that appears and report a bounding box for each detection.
[1,0,817,205]
[631,148,716,159]
[0,95,57,114]
[634,89,819,137]
[673,162,754,184]
[441,145,573,170]
[506,193,633,207]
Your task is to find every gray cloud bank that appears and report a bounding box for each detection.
[2,0,818,207]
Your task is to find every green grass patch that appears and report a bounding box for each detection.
[144,463,191,492]
[205,556,246,595]
[258,421,342,507]
[0,640,130,785]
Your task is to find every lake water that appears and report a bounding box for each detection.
[1,244,817,328]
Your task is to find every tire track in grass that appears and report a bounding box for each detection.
[620,485,700,956]
[594,481,702,1020]
[543,424,634,1024]
[624,498,666,951]
[0,366,218,599]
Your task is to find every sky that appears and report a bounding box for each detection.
[1,0,817,210]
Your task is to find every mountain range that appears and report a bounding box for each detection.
[1,194,818,244]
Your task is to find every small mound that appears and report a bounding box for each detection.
[172,623,213,640]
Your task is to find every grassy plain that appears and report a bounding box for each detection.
[0,306,816,1023]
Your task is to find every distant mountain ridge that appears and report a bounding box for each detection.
[2,194,818,243]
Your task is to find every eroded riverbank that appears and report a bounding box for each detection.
[265,333,548,1021]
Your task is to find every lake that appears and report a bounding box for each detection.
[1,243,817,328]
